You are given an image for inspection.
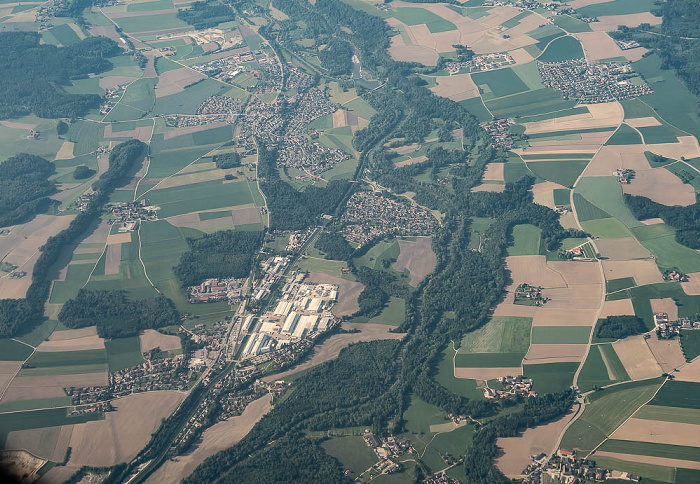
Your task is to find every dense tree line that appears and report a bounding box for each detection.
[319,39,354,76]
[596,315,646,339]
[624,193,700,248]
[257,143,350,230]
[0,33,121,118]
[73,165,95,180]
[177,1,235,29]
[174,230,262,286]
[213,152,241,169]
[0,153,55,227]
[0,140,146,338]
[314,231,354,261]
[58,290,180,338]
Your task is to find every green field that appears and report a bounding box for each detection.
[0,396,72,413]
[320,436,377,475]
[503,156,538,183]
[581,217,631,239]
[606,123,643,145]
[458,97,492,122]
[531,326,591,344]
[538,35,584,62]
[152,79,228,115]
[507,224,541,255]
[126,0,173,11]
[66,120,104,156]
[551,15,592,34]
[577,343,630,392]
[523,362,577,394]
[526,160,589,188]
[391,8,457,33]
[641,235,700,273]
[352,297,406,326]
[638,125,679,144]
[49,23,82,46]
[433,345,485,400]
[403,395,450,435]
[575,176,642,228]
[577,0,660,17]
[352,239,400,270]
[680,330,700,361]
[459,316,531,354]
[472,67,529,99]
[0,339,34,360]
[593,456,676,484]
[631,222,676,242]
[113,12,187,32]
[145,179,253,218]
[105,336,144,372]
[600,439,700,462]
[486,88,578,119]
[606,277,636,293]
[561,378,664,451]
[25,349,107,368]
[634,404,700,425]
[650,380,700,409]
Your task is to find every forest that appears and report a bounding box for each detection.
[596,315,646,339]
[0,153,55,228]
[314,231,354,261]
[58,289,180,339]
[174,230,262,286]
[0,33,121,118]
[624,194,700,248]
[319,39,354,76]
[213,152,241,169]
[177,0,235,29]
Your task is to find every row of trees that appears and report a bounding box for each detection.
[0,153,56,228]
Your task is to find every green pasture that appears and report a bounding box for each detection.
[577,343,629,392]
[664,162,700,191]
[575,176,641,228]
[391,8,457,33]
[126,0,173,11]
[641,235,700,273]
[573,194,611,222]
[403,395,449,435]
[577,0,660,17]
[0,339,33,360]
[343,97,377,119]
[113,12,187,32]
[680,330,700,361]
[351,297,406,326]
[0,407,103,447]
[503,156,538,183]
[0,116,64,161]
[320,436,377,476]
[458,97,492,123]
[472,67,529,99]
[458,316,532,354]
[638,125,679,144]
[606,277,636,293]
[561,378,664,451]
[49,23,81,46]
[581,217,631,239]
[526,160,589,188]
[593,456,676,484]
[518,106,589,124]
[432,344,484,400]
[650,380,700,409]
[507,224,541,255]
[145,146,213,179]
[0,396,72,413]
[600,439,700,463]
[538,35,584,62]
[468,216,495,250]
[485,88,577,119]
[15,320,59,348]
[531,326,590,344]
[66,120,104,156]
[105,336,144,372]
[523,362,578,394]
[634,404,700,425]
[25,348,107,368]
[606,123,642,145]
[631,222,676,242]
[455,352,524,368]
[49,262,95,304]
[152,79,228,115]
[295,257,355,281]
[145,179,253,218]
[551,15,592,33]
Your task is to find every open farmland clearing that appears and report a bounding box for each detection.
[392,237,436,287]
[612,335,662,380]
[622,167,696,206]
[611,418,700,447]
[139,329,181,353]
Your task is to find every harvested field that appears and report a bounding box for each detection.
[482,162,505,181]
[429,73,479,101]
[232,207,262,226]
[646,338,686,374]
[590,13,662,32]
[81,219,111,245]
[650,298,678,321]
[622,168,695,207]
[392,236,436,287]
[602,260,664,287]
[104,123,153,142]
[145,395,272,484]
[139,329,181,353]
[68,391,185,466]
[674,357,700,383]
[524,344,587,362]
[0,120,37,130]
[389,44,439,65]
[523,102,622,134]
[5,425,74,461]
[493,301,538,318]
[154,67,206,98]
[332,108,348,128]
[548,260,601,286]
[99,75,138,90]
[395,155,428,167]
[48,327,97,340]
[614,417,700,447]
[595,237,652,260]
[454,367,523,380]
[106,233,132,245]
[54,141,75,160]
[582,144,650,177]
[640,218,665,225]
[681,272,700,296]
[575,32,626,61]
[307,272,364,317]
[647,136,700,161]
[532,308,598,327]
[626,117,662,128]
[496,409,575,478]
[544,285,602,309]
[105,243,121,276]
[600,299,635,318]
[592,451,700,470]
[0,361,22,398]
[505,255,566,290]
[264,323,404,382]
[613,335,663,380]
[471,184,505,193]
[3,373,107,404]
[35,335,105,352]
[38,465,82,484]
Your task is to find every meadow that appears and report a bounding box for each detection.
[526,160,589,188]
[105,336,144,372]
[390,7,457,33]
[320,436,377,475]
[506,224,541,256]
[577,343,630,391]
[537,36,584,62]
[523,362,578,394]
[0,339,34,361]
[0,408,103,447]
[530,326,591,344]
[650,381,700,409]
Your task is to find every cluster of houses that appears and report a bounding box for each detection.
[282,228,315,252]
[68,401,113,417]
[341,191,438,247]
[362,431,405,476]
[480,118,515,150]
[538,59,653,103]
[483,376,537,399]
[192,52,255,85]
[514,283,548,306]
[613,168,635,184]
[664,270,687,282]
[561,243,592,260]
[186,277,245,304]
[108,200,158,233]
[525,448,641,483]
[654,312,700,339]
[100,84,127,115]
[446,52,515,75]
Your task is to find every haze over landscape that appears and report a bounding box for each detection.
[0,0,699,483]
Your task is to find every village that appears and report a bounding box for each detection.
[519,447,641,483]
[483,375,537,400]
[481,118,516,150]
[341,191,439,247]
[538,59,653,103]
[108,200,159,232]
[514,283,548,306]
[446,52,515,75]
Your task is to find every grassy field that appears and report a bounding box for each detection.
[526,160,589,188]
[320,436,377,476]
[459,316,532,354]
[638,125,679,144]
[112,12,187,32]
[126,0,173,11]
[523,362,578,394]
[455,352,525,367]
[507,224,542,256]
[581,217,631,239]
[537,35,584,62]
[403,395,450,435]
[606,277,636,293]
[0,396,72,413]
[352,239,400,270]
[577,0,660,16]
[631,222,676,242]
[105,336,144,372]
[472,67,529,99]
[25,348,107,368]
[0,339,34,360]
[680,330,700,361]
[0,408,103,447]
[145,179,253,218]
[531,326,591,344]
[503,156,538,183]
[561,378,664,451]
[352,297,406,325]
[577,343,630,392]
[391,7,457,33]
[634,404,700,425]
[650,380,700,409]
[152,79,228,115]
[551,15,592,34]
[592,456,676,484]
[575,176,641,228]
[573,193,611,222]
[641,235,700,273]
[433,345,485,400]
[458,97,492,123]
[49,23,81,46]
[600,439,700,462]
[606,123,643,145]
[485,88,577,119]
